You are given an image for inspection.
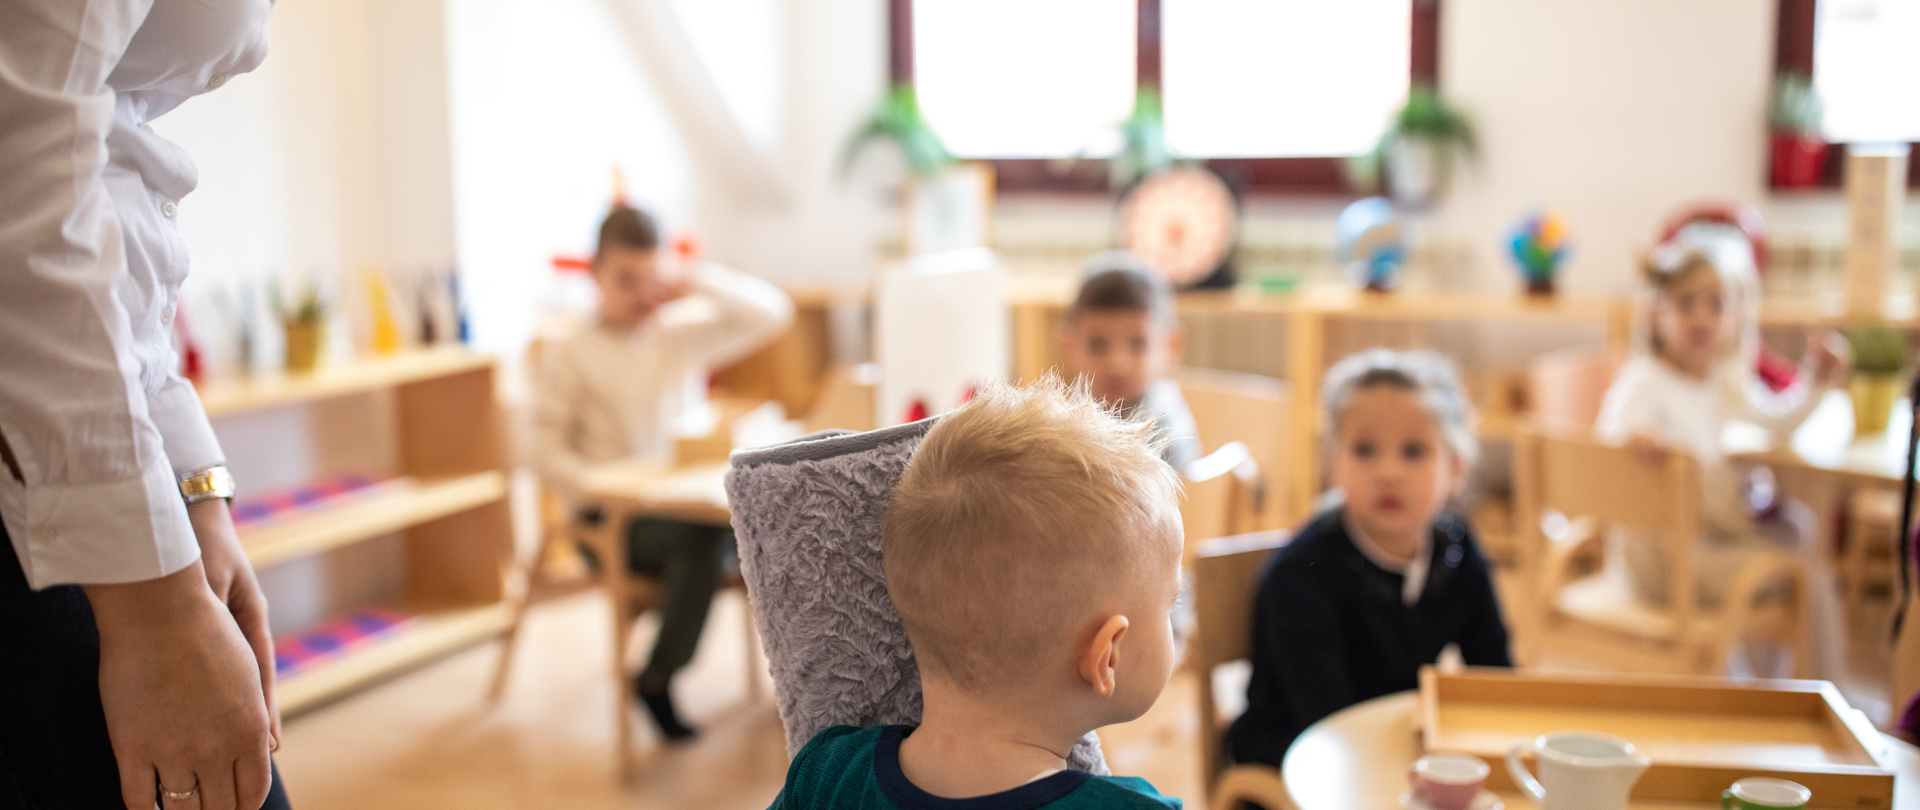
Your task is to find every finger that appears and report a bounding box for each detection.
[232,591,281,749]
[200,764,239,810]
[116,757,154,810]
[234,748,271,810]
[157,766,203,810]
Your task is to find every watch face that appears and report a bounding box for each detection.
[1119,166,1238,286]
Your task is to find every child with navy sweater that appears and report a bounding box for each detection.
[1227,350,1512,768]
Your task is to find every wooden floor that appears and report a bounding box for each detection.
[274,572,1895,809]
[274,590,1210,809]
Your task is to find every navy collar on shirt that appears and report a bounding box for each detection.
[872,726,1091,810]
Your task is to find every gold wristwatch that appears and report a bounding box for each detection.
[178,465,236,505]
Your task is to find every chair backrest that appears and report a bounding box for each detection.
[801,364,878,433]
[1172,366,1290,529]
[1182,442,1257,558]
[873,248,1008,427]
[1527,344,1626,431]
[1191,530,1289,780]
[1514,425,1702,625]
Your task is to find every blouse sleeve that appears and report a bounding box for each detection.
[1737,374,1831,441]
[0,0,203,589]
[660,263,795,370]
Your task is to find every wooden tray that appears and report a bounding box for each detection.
[1418,667,1894,809]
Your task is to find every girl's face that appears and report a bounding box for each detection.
[1328,386,1465,545]
[1652,266,1730,375]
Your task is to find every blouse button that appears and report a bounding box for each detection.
[207,73,229,90]
[160,201,177,219]
[161,304,175,326]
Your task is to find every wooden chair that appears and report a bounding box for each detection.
[1192,531,1295,810]
[1844,488,1902,614]
[1172,366,1290,530]
[801,364,878,433]
[491,344,764,780]
[1182,441,1259,561]
[1525,345,1626,432]
[1515,425,1813,677]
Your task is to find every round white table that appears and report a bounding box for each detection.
[1280,691,1920,810]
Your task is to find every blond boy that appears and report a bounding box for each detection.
[768,379,1186,809]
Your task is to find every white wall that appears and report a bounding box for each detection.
[153,0,461,632]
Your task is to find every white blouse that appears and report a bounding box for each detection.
[0,0,272,589]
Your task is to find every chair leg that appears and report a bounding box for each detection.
[592,519,637,783]
[489,527,558,703]
[1210,765,1295,810]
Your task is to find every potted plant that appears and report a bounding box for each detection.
[1768,72,1828,188]
[273,279,327,373]
[1110,86,1174,190]
[842,83,995,255]
[1847,325,1906,434]
[1349,85,1478,209]
[841,83,953,182]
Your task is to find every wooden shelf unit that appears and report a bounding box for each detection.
[201,349,513,715]
[277,603,514,715]
[198,347,493,418]
[238,471,508,568]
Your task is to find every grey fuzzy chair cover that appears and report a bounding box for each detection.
[726,420,1109,774]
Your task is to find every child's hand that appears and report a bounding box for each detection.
[639,272,697,311]
[1807,328,1853,388]
[1625,433,1667,466]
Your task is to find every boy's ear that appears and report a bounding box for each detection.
[1165,325,1183,356]
[1078,615,1130,697]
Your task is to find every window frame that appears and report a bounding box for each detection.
[889,0,1440,196]
[1772,0,1920,189]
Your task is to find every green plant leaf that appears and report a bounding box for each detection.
[1848,325,1908,375]
[840,83,955,181]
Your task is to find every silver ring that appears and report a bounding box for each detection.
[162,781,199,801]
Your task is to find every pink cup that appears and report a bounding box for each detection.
[1410,752,1491,810]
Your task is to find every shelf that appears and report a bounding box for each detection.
[197,347,493,418]
[239,471,507,567]
[1760,298,1920,329]
[278,602,513,716]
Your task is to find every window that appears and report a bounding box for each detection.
[1162,0,1410,158]
[1812,0,1920,144]
[912,0,1136,158]
[893,0,1439,194]
[1773,0,1920,187]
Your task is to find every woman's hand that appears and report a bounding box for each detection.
[85,561,274,810]
[188,498,280,748]
[1808,327,1853,388]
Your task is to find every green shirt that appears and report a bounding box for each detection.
[769,726,1183,810]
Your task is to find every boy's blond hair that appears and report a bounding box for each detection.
[882,377,1183,692]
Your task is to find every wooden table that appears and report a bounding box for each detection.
[1726,392,1913,486]
[1282,691,1920,810]
[575,460,734,528]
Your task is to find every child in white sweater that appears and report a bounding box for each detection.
[535,206,792,737]
[1595,225,1849,677]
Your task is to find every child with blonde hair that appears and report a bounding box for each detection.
[1228,350,1511,767]
[769,378,1185,808]
[1596,226,1849,677]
